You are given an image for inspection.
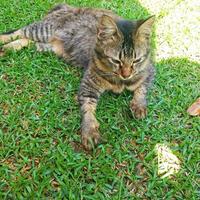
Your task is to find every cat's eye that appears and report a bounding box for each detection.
[132,57,144,65]
[110,58,121,65]
[133,57,142,63]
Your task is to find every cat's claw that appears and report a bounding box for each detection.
[81,128,101,150]
[130,102,147,119]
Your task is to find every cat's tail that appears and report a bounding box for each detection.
[0,22,55,47]
[0,28,28,56]
[0,29,25,44]
[0,3,73,47]
[0,22,56,57]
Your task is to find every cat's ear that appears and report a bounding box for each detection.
[97,15,120,41]
[136,15,155,40]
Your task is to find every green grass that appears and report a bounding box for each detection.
[0,0,199,199]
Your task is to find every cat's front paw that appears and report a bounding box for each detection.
[81,126,101,150]
[130,101,147,119]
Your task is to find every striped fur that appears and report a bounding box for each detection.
[22,23,54,43]
[0,3,155,150]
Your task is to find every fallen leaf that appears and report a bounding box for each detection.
[2,103,9,115]
[21,164,31,173]
[51,179,60,189]
[34,158,40,167]
[21,120,29,130]
[187,98,200,116]
[114,160,128,170]
[2,157,16,170]
[106,146,112,154]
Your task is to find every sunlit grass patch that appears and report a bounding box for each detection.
[139,0,200,62]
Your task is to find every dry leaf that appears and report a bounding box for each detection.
[2,157,16,170]
[2,103,9,115]
[51,179,60,189]
[21,164,31,173]
[21,120,29,130]
[187,98,200,116]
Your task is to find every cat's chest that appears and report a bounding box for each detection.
[107,75,146,93]
[109,84,125,93]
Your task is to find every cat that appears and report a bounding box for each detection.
[0,4,155,150]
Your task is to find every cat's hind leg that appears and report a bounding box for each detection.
[0,21,55,56]
[1,21,54,44]
[0,26,35,56]
[36,40,68,58]
[36,39,70,60]
[2,38,31,51]
[0,29,24,44]
[0,40,56,57]
[0,38,31,56]
[36,42,53,52]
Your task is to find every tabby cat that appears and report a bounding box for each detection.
[0,4,155,150]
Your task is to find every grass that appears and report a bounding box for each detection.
[0,0,199,199]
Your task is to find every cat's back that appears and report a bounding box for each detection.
[44,4,120,68]
[44,4,119,33]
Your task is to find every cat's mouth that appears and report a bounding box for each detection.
[114,72,135,80]
[120,74,134,80]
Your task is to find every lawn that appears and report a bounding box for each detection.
[0,0,199,199]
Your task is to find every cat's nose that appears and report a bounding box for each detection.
[121,68,132,79]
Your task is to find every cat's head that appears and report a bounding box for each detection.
[95,15,154,80]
